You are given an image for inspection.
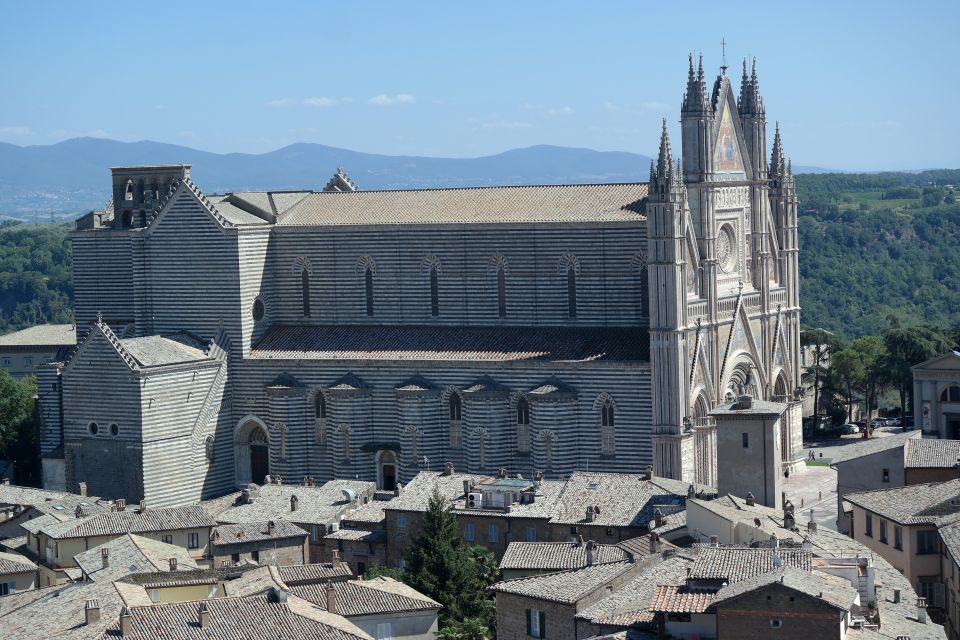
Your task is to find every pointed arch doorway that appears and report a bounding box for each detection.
[249,427,269,485]
[377,450,397,490]
[235,417,271,487]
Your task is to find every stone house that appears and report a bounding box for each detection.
[0,549,37,595]
[322,497,390,576]
[913,352,960,438]
[938,520,960,640]
[209,520,309,566]
[491,560,643,640]
[72,533,199,583]
[498,540,632,580]
[0,324,76,378]
[25,503,216,586]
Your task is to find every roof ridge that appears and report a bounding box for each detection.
[309,181,648,196]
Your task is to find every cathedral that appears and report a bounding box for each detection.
[39,55,804,506]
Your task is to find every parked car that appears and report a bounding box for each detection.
[841,424,860,434]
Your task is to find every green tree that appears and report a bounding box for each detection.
[0,370,38,483]
[849,335,887,420]
[363,564,405,580]
[801,328,840,420]
[882,318,953,420]
[404,489,498,630]
[830,346,864,422]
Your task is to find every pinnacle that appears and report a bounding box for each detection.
[656,118,674,177]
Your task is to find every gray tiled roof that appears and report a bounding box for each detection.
[689,546,811,581]
[499,541,630,571]
[73,534,199,582]
[100,592,373,640]
[40,505,216,540]
[0,324,77,347]
[712,567,857,612]
[549,472,686,527]
[212,520,308,546]
[276,562,354,585]
[290,577,442,616]
[575,556,694,626]
[385,471,488,513]
[250,325,650,363]
[829,431,919,465]
[843,478,960,525]
[339,498,388,525]
[276,183,648,226]
[324,528,387,543]
[119,334,210,367]
[0,484,67,507]
[452,479,566,520]
[938,519,960,560]
[648,585,715,613]
[0,549,36,574]
[0,579,126,640]
[490,561,635,604]
[709,398,787,416]
[214,480,375,527]
[905,438,960,468]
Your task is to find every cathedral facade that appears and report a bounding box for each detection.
[45,56,804,506]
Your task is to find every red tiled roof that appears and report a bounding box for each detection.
[649,585,715,613]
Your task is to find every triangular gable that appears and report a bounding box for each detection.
[773,322,794,384]
[143,179,234,237]
[62,320,140,377]
[711,80,752,179]
[913,351,960,371]
[691,338,716,406]
[719,297,766,388]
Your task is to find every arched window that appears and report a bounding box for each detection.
[448,393,462,448]
[567,266,577,319]
[365,267,374,317]
[430,266,439,317]
[516,397,530,453]
[478,430,487,468]
[941,386,960,403]
[277,423,288,461]
[301,269,311,317]
[408,427,419,469]
[315,393,327,445]
[340,426,352,461]
[600,397,615,456]
[124,180,134,201]
[639,265,649,321]
[497,265,507,319]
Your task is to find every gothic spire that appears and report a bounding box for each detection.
[739,58,749,107]
[739,57,764,116]
[656,119,674,177]
[683,53,712,114]
[770,122,785,177]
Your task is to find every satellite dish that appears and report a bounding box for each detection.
[342,488,356,502]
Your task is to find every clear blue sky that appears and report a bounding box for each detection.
[0,1,955,170]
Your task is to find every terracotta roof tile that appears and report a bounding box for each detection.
[649,585,715,613]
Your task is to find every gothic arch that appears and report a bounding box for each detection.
[631,252,647,269]
[488,253,511,275]
[234,414,270,487]
[723,355,761,402]
[419,254,442,275]
[690,389,711,421]
[773,370,789,399]
[292,255,313,275]
[557,252,581,276]
[355,255,378,277]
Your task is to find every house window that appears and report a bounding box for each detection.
[941,386,960,402]
[865,514,873,537]
[894,526,903,550]
[397,513,407,530]
[429,266,439,317]
[497,265,507,318]
[464,523,475,542]
[566,266,577,319]
[600,397,615,456]
[301,268,311,317]
[251,550,259,562]
[526,527,537,542]
[109,423,119,437]
[526,608,545,638]
[188,533,200,549]
[516,397,530,453]
[0,582,13,596]
[24,357,32,366]
[449,393,462,448]
[315,394,327,445]
[770,619,783,629]
[1,358,9,366]
[488,524,499,543]
[918,529,939,555]
[882,468,890,483]
[376,622,394,640]
[231,553,240,563]
[162,534,173,544]
[365,267,374,317]
[742,432,749,448]
[880,520,888,544]
[88,422,99,436]
[357,562,366,576]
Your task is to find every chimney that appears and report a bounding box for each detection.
[331,549,341,563]
[649,532,661,554]
[264,474,272,485]
[326,581,338,614]
[643,464,654,481]
[394,483,403,497]
[654,509,665,528]
[807,520,818,534]
[770,533,780,549]
[586,506,595,523]
[301,476,309,486]
[894,589,901,603]
[918,597,927,623]
[101,547,110,569]
[444,462,455,476]
[78,481,87,497]
[138,500,147,514]
[84,599,100,625]
[268,520,276,536]
[745,492,755,507]
[274,474,283,485]
[709,534,719,547]
[534,471,544,482]
[290,495,299,512]
[586,540,595,566]
[199,602,211,628]
[115,499,126,511]
[499,468,508,479]
[119,606,132,636]
[169,558,177,572]
[463,480,471,496]
[241,488,252,504]
[802,536,812,551]
[738,395,753,410]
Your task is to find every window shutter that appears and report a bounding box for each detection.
[538,611,546,638]
[526,609,532,636]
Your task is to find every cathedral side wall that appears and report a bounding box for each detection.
[62,335,143,500]
[237,230,272,354]
[265,223,647,328]
[227,360,651,485]
[71,231,135,325]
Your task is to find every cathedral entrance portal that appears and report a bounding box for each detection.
[249,427,269,485]
[377,450,397,490]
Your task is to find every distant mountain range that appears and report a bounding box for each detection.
[0,137,832,219]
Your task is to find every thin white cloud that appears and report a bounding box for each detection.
[547,105,574,116]
[0,126,32,136]
[268,98,296,108]
[303,97,338,107]
[369,94,416,106]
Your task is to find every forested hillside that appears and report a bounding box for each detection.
[0,170,959,339]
